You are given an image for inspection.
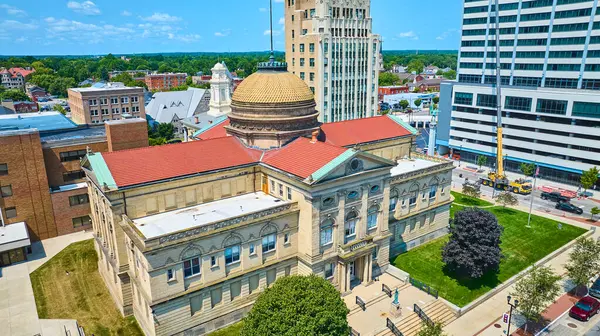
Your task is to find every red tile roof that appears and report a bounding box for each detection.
[9,67,35,77]
[319,115,413,147]
[197,119,230,140]
[102,136,261,187]
[262,137,347,179]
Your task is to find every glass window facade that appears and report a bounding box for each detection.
[505,96,532,111]
[572,102,600,119]
[454,92,473,105]
[536,99,568,115]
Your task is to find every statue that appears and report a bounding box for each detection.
[393,289,399,305]
[390,288,402,317]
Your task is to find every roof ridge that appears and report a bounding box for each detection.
[102,135,237,157]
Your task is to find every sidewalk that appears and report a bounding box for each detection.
[443,208,597,336]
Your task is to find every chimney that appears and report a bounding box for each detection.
[310,130,319,144]
[105,118,149,152]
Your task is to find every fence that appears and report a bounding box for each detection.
[386,318,404,336]
[409,276,439,299]
[356,296,366,311]
[413,303,434,327]
[349,327,360,336]
[382,283,392,298]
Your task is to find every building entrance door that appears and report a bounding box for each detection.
[0,252,11,266]
[349,261,356,281]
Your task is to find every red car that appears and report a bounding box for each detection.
[569,296,600,321]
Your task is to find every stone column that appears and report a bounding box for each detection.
[358,186,369,239]
[336,190,347,246]
[362,255,369,285]
[346,263,352,292]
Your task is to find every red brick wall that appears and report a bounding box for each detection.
[0,131,57,240]
[50,187,92,236]
[43,142,108,188]
[105,119,149,152]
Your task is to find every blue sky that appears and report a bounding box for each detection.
[0,1,463,56]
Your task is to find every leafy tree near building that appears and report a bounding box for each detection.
[442,208,503,279]
[399,100,409,110]
[379,72,400,86]
[52,104,66,115]
[496,192,518,208]
[416,321,447,336]
[512,265,561,333]
[406,59,425,74]
[414,98,422,109]
[443,69,457,80]
[565,237,600,295]
[0,89,30,102]
[592,207,600,220]
[462,182,481,199]
[580,167,599,193]
[519,163,535,177]
[432,96,439,104]
[241,275,349,336]
[476,156,487,170]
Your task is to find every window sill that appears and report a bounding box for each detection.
[184,273,201,280]
[321,242,333,249]
[263,249,276,256]
[210,264,219,270]
[167,278,177,283]
[367,226,377,231]
[225,260,241,267]
[283,241,291,246]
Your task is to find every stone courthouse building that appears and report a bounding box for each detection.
[82,59,453,336]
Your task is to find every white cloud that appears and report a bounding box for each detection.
[67,1,101,16]
[15,36,26,42]
[274,0,284,2]
[214,29,231,37]
[141,12,181,22]
[0,4,26,16]
[169,33,200,43]
[121,10,132,16]
[45,17,56,23]
[259,8,267,12]
[2,20,37,30]
[398,31,416,38]
[44,18,135,44]
[436,28,458,41]
[263,29,281,36]
[278,17,285,25]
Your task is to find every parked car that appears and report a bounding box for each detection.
[541,191,570,203]
[555,202,584,215]
[569,296,600,321]
[589,278,600,299]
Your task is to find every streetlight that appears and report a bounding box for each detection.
[506,295,519,335]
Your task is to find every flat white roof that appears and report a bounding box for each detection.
[0,222,31,252]
[133,192,289,239]
[390,158,441,177]
[51,182,87,193]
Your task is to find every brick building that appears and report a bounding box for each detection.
[68,82,146,125]
[145,73,188,91]
[0,112,148,266]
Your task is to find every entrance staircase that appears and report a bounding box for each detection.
[375,299,457,336]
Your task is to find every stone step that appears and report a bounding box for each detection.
[374,300,457,336]
[348,282,411,316]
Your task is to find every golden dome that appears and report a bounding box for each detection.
[232,71,315,104]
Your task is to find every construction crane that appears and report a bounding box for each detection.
[478,0,532,195]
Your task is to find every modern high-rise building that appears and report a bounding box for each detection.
[437,0,600,186]
[285,0,381,123]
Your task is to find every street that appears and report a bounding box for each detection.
[542,306,600,335]
[451,168,598,220]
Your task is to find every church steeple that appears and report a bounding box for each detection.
[207,62,232,117]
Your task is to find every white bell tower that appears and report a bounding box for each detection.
[207,62,232,117]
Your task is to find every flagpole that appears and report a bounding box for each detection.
[527,164,538,228]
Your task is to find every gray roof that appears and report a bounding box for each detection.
[145,88,208,124]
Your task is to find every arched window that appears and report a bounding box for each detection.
[344,211,358,243]
[429,178,439,200]
[409,184,419,206]
[367,205,379,230]
[223,235,242,265]
[320,219,334,247]
[390,189,399,212]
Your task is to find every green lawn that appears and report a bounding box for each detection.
[391,205,586,307]
[30,239,144,336]
[450,191,493,207]
[208,322,243,336]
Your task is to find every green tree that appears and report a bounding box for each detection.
[519,163,536,177]
[399,100,409,110]
[592,207,600,220]
[416,321,447,336]
[52,104,66,115]
[241,275,349,336]
[512,265,561,332]
[406,59,425,74]
[496,191,518,208]
[581,167,599,193]
[379,72,400,86]
[149,137,167,146]
[565,237,600,295]
[435,69,444,76]
[462,182,481,199]
[432,96,439,104]
[0,89,30,101]
[414,98,422,109]
[443,70,457,80]
[156,123,175,140]
[476,155,487,170]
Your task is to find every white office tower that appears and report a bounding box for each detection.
[207,62,232,117]
[285,0,381,123]
[437,0,600,186]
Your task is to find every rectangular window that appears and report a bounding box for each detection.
[300,58,305,66]
[345,220,356,238]
[249,243,255,255]
[225,245,240,265]
[110,97,118,104]
[310,58,315,67]
[230,280,242,301]
[63,170,85,182]
[299,43,305,52]
[278,184,283,197]
[122,107,129,113]
[0,163,7,176]
[504,96,532,112]
[121,97,129,104]
[211,256,217,267]
[183,257,201,278]
[262,233,276,253]
[286,186,292,200]
[536,99,568,115]
[284,233,290,244]
[310,72,315,81]
[367,211,377,230]
[167,269,174,281]
[5,207,17,219]
[477,94,497,108]
[60,149,87,162]
[324,263,334,279]
[131,96,139,103]
[88,99,97,106]
[190,295,202,315]
[211,288,222,308]
[309,8,315,18]
[320,226,333,246]
[72,215,91,228]
[249,274,259,294]
[572,102,600,119]
[409,190,418,206]
[266,269,277,287]
[454,92,473,105]
[100,98,108,105]
[69,194,89,206]
[300,72,305,80]
[309,43,315,52]
[1,185,13,197]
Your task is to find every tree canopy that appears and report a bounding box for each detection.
[519,163,535,177]
[565,237,600,291]
[0,89,30,102]
[241,275,349,336]
[443,208,503,278]
[379,72,401,86]
[496,192,518,208]
[581,167,599,191]
[512,265,561,328]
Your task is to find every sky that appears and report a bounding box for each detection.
[0,0,463,56]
